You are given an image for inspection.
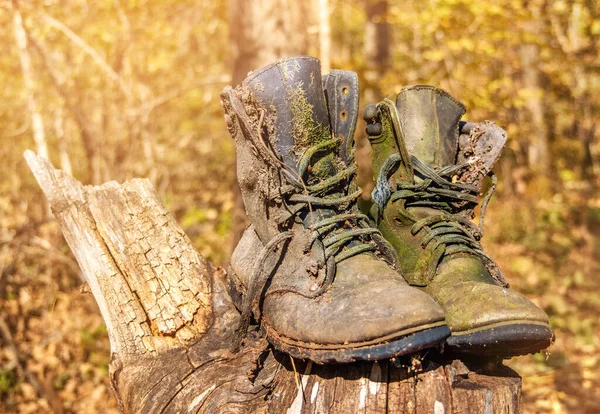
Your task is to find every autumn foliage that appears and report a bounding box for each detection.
[1,0,599,412]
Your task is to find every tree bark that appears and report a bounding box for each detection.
[228,0,310,85]
[363,0,391,103]
[24,151,523,413]
[318,0,331,73]
[53,106,73,176]
[520,2,550,177]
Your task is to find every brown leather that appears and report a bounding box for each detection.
[231,226,446,345]
[222,58,447,353]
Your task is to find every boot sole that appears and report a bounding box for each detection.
[446,321,554,357]
[266,323,450,364]
[227,273,450,364]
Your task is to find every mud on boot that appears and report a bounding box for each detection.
[364,85,554,357]
[221,58,450,364]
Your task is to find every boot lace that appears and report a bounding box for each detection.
[373,153,501,284]
[275,138,381,264]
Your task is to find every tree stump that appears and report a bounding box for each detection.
[24,151,522,413]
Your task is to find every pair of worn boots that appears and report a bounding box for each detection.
[221,56,553,364]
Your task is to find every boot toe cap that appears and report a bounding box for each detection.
[263,275,445,346]
[432,281,549,333]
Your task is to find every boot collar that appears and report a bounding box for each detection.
[395,85,465,169]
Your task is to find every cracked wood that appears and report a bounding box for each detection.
[25,150,523,413]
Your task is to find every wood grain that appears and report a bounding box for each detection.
[25,150,522,414]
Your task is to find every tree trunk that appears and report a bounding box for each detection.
[520,3,550,177]
[228,0,310,85]
[24,151,523,413]
[363,0,391,103]
[318,0,331,73]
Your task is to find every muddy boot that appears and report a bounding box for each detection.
[364,85,554,356]
[221,58,450,364]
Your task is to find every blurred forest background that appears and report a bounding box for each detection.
[1,0,599,412]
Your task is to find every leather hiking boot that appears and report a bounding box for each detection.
[364,85,554,356]
[221,58,449,364]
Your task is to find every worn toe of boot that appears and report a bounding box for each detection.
[430,276,554,356]
[230,227,450,364]
[262,255,449,363]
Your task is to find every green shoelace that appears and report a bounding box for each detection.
[373,153,498,282]
[276,138,381,265]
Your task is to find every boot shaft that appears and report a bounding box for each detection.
[221,57,366,244]
[367,85,467,192]
[395,85,465,169]
[323,70,359,162]
[367,85,507,202]
[239,57,331,171]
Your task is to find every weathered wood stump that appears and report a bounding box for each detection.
[25,151,522,413]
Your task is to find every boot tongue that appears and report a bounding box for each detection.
[393,88,507,221]
[240,57,333,173]
[395,86,465,169]
[394,86,465,220]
